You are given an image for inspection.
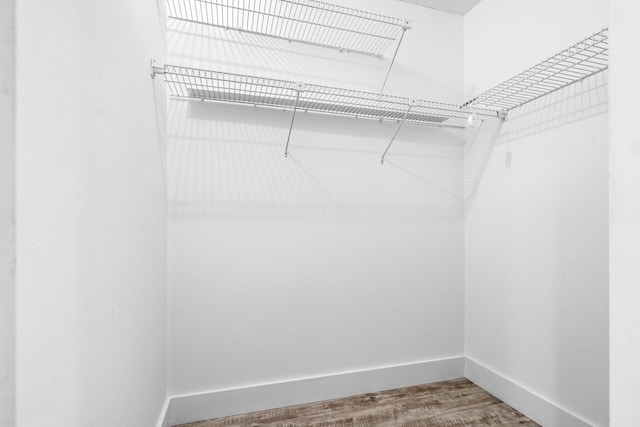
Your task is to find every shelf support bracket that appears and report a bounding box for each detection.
[284,82,307,158]
[150,58,165,79]
[381,99,416,164]
[380,20,411,93]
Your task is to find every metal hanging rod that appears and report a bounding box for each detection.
[463,28,609,114]
[150,60,498,158]
[167,0,411,58]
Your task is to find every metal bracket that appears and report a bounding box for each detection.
[380,19,411,93]
[381,98,416,164]
[467,113,482,127]
[284,82,307,158]
[150,58,165,79]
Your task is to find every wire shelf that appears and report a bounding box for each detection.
[464,28,609,112]
[161,64,498,128]
[167,0,410,57]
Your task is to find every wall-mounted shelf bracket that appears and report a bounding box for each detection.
[150,58,165,79]
[284,82,307,158]
[380,19,412,93]
[381,98,416,164]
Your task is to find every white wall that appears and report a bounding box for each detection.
[15,1,167,426]
[464,1,609,426]
[167,0,466,399]
[609,1,640,426]
[1,0,16,425]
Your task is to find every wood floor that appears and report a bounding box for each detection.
[175,378,540,427]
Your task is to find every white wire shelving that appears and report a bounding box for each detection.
[167,0,412,92]
[464,28,609,113]
[151,62,498,162]
[167,0,410,57]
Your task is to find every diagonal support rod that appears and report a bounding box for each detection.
[284,82,306,158]
[381,100,415,164]
[380,20,411,93]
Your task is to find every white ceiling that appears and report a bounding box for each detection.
[397,0,483,16]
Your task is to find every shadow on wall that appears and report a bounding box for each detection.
[167,20,388,90]
[167,100,464,222]
[497,71,608,146]
[463,118,503,215]
[165,20,450,98]
[464,71,609,214]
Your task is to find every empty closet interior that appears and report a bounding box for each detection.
[154,1,610,425]
[10,0,615,426]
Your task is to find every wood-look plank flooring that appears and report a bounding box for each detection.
[175,378,540,427]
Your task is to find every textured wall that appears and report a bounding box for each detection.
[0,0,16,425]
[464,1,609,425]
[610,1,640,425]
[15,1,167,426]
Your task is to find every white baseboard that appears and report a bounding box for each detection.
[464,357,594,427]
[156,396,172,427]
[164,356,464,426]
[161,356,593,427]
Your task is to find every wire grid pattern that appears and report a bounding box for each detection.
[167,0,407,56]
[464,28,609,111]
[164,65,498,128]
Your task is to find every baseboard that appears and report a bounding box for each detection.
[165,356,464,426]
[156,396,172,427]
[464,357,593,427]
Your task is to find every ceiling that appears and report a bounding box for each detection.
[397,0,483,16]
